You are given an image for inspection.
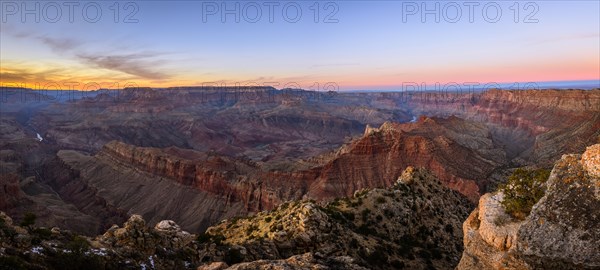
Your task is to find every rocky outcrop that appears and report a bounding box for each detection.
[582,144,600,177]
[200,167,471,269]
[0,211,203,269]
[0,167,470,270]
[457,144,600,269]
[308,116,507,201]
[208,253,368,270]
[97,215,195,255]
[456,193,529,269]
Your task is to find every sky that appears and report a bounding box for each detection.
[1,1,599,91]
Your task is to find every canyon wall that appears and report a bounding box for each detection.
[402,89,600,163]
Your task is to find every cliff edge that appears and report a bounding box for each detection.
[457,144,600,269]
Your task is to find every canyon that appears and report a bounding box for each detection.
[1,87,599,237]
[1,144,597,269]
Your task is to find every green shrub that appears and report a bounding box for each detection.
[212,234,225,245]
[264,216,272,223]
[418,249,432,260]
[245,225,258,236]
[444,224,454,234]
[279,202,289,210]
[66,235,90,252]
[361,209,371,222]
[224,248,244,265]
[365,245,388,266]
[355,224,377,236]
[19,212,36,228]
[341,211,355,221]
[350,238,359,248]
[383,209,394,219]
[349,198,363,207]
[390,259,405,268]
[325,209,346,223]
[33,228,52,239]
[0,256,27,270]
[47,249,103,270]
[31,227,53,245]
[499,168,550,220]
[197,232,211,244]
[375,196,386,204]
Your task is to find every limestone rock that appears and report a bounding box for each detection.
[456,194,528,270]
[582,144,600,177]
[458,144,600,269]
[517,150,600,269]
[197,262,228,270]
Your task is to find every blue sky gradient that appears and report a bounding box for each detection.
[1,1,599,90]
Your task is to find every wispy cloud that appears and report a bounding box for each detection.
[38,36,82,53]
[0,67,67,83]
[77,53,170,80]
[3,29,171,81]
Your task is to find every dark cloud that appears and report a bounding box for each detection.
[77,53,170,80]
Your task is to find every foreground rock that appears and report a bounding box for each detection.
[200,167,471,269]
[457,144,600,269]
[199,253,367,270]
[0,167,470,269]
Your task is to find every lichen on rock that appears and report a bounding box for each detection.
[458,144,600,270]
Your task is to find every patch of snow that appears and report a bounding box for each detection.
[31,246,43,255]
[36,133,43,141]
[140,263,147,270]
[149,255,155,269]
[86,248,108,256]
[409,116,418,123]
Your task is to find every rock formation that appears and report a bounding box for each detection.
[198,253,368,270]
[43,115,499,235]
[457,143,600,269]
[2,87,599,250]
[402,89,600,164]
[0,167,470,269]
[198,167,471,269]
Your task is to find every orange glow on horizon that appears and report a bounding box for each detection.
[1,59,598,90]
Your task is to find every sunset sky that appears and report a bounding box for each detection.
[1,1,599,90]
